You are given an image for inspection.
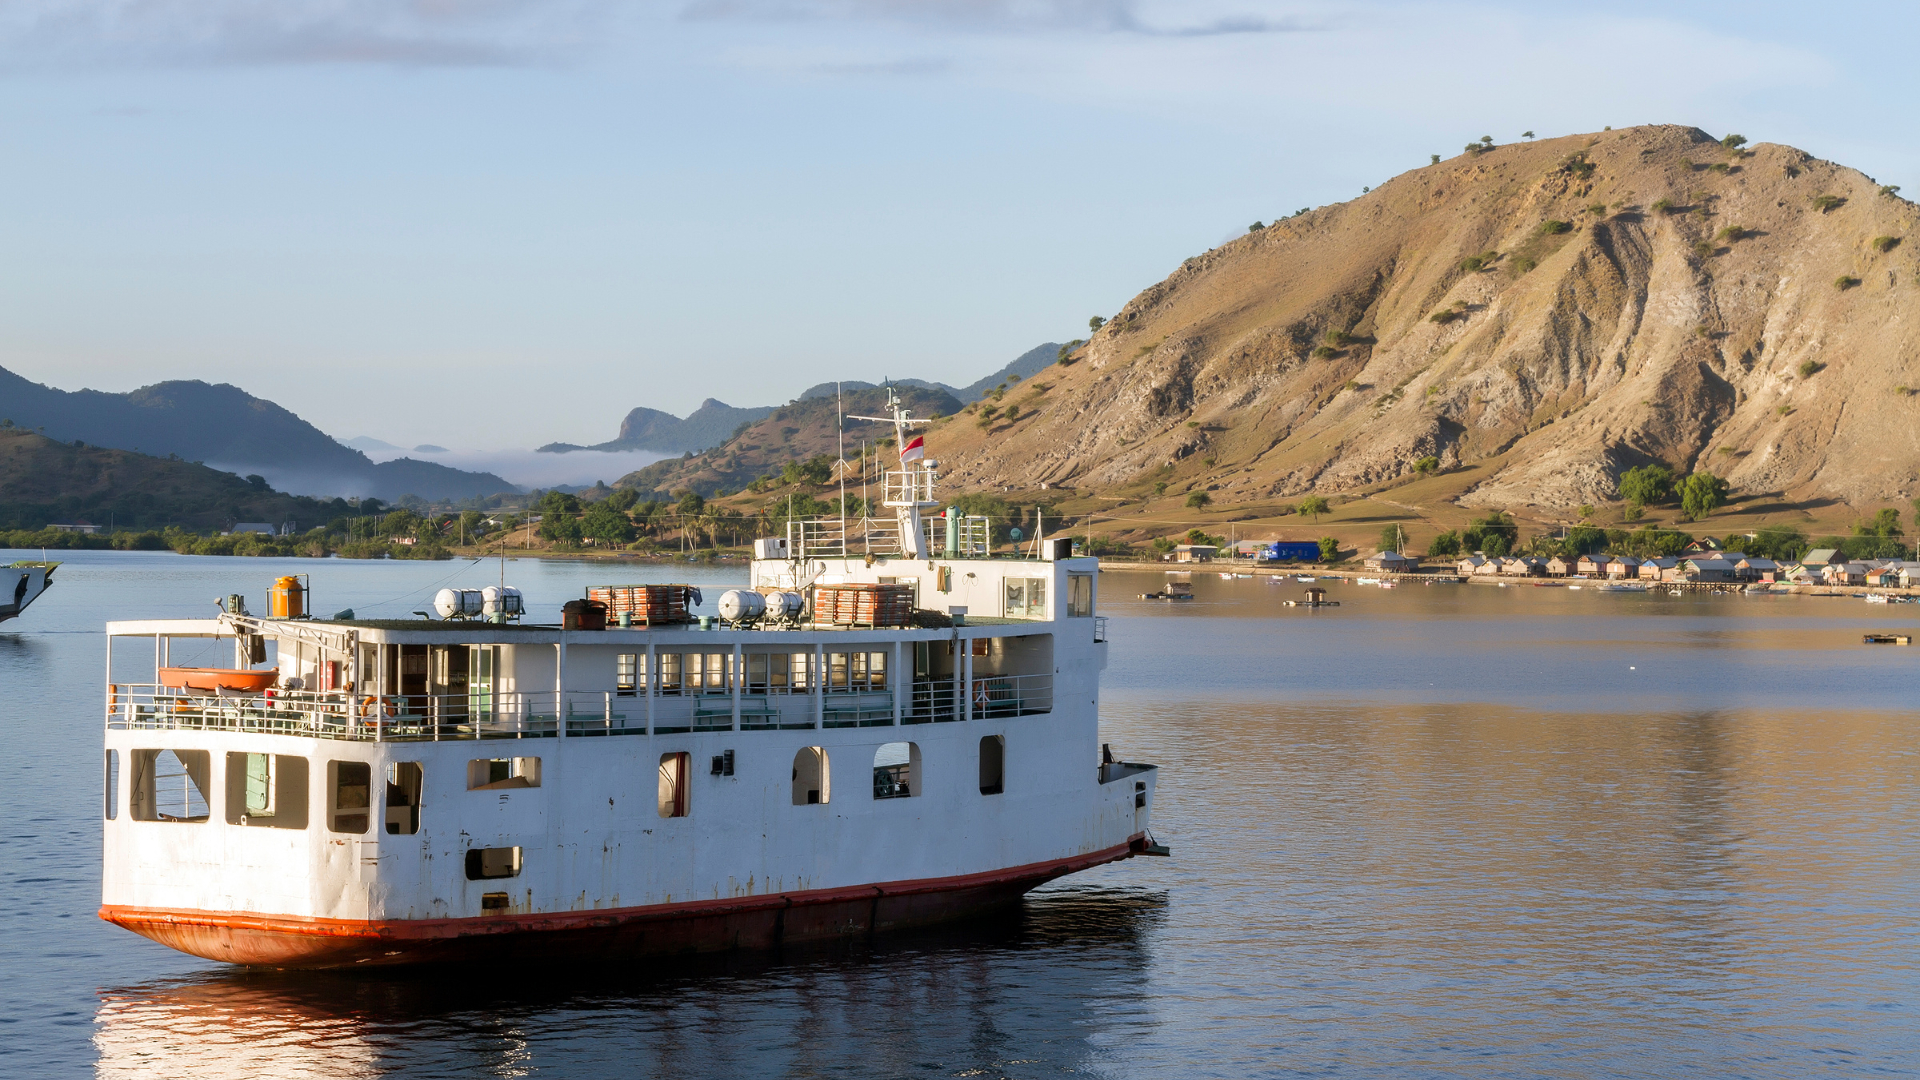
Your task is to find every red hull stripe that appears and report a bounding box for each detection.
[100,836,1146,966]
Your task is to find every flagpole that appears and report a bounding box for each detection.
[837,381,846,541]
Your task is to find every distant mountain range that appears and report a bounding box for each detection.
[538,342,1062,457]
[0,366,514,501]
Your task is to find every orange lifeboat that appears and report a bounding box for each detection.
[158,667,279,693]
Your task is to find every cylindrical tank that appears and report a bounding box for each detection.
[562,598,607,631]
[944,509,960,556]
[433,588,485,619]
[763,590,805,620]
[717,589,767,622]
[481,586,524,617]
[269,576,304,619]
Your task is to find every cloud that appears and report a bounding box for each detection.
[0,0,611,69]
[679,0,1318,37]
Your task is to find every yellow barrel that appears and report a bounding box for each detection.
[269,576,304,619]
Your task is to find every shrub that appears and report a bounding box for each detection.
[1185,490,1212,509]
[1539,219,1572,235]
[1510,255,1538,274]
[1248,222,1264,232]
[1587,204,1607,216]
[1880,185,1901,197]
[1720,134,1747,150]
[1312,345,1338,359]
[1317,536,1340,562]
[1578,504,1595,518]
[1835,275,1860,290]
[1522,130,1534,139]
[1480,135,1493,145]
[1430,310,1460,324]
[1715,225,1746,242]
[1777,404,1794,417]
[1812,194,1845,212]
[1692,240,1716,258]
[1153,480,1168,495]
[1431,154,1441,165]
[1426,530,1461,557]
[1679,472,1730,521]
[1652,198,1675,214]
[1709,163,1730,174]
[1460,255,1486,272]
[1343,380,1360,391]
[1326,329,1353,346]
[1872,235,1901,253]
[1414,455,1439,474]
[1798,359,1824,377]
[1089,315,1106,331]
[1619,464,1674,505]
[1003,403,1021,421]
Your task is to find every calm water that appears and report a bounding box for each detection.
[3,553,1915,1077]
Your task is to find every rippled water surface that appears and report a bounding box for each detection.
[4,554,1915,1077]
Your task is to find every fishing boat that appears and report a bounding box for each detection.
[97,391,1162,969]
[1,561,57,624]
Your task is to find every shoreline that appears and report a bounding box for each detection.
[1095,561,1920,599]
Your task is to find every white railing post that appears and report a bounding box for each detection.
[961,634,972,722]
[893,639,904,725]
[732,642,742,730]
[813,641,824,727]
[645,642,656,734]
[555,639,567,739]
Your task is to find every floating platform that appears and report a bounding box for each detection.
[1863,634,1912,644]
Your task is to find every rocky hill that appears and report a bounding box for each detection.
[918,125,1920,522]
[0,367,514,501]
[614,385,962,497]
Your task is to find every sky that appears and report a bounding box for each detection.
[2,1,1918,454]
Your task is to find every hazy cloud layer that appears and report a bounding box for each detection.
[0,0,610,68]
[680,0,1316,36]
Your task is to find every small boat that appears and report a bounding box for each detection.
[1567,585,1582,590]
[1864,633,1912,644]
[1378,580,1397,589]
[1865,594,1890,604]
[1283,587,1339,608]
[1668,589,1684,596]
[0,561,57,624]
[157,667,280,693]
[1296,575,1317,582]
[1355,577,1380,585]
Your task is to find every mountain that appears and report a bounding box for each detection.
[538,399,777,455]
[613,385,963,497]
[0,367,514,501]
[0,427,324,531]
[793,344,1065,405]
[921,125,1920,518]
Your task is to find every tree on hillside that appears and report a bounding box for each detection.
[1746,524,1809,561]
[1426,530,1461,557]
[1186,490,1212,509]
[1379,524,1408,553]
[1461,511,1518,554]
[1298,495,1330,521]
[1619,464,1674,507]
[1317,536,1340,562]
[581,503,634,545]
[1089,316,1106,332]
[1679,472,1730,521]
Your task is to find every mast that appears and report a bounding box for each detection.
[849,383,936,559]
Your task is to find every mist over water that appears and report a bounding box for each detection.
[4,557,1915,1077]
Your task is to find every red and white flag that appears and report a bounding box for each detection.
[899,435,925,463]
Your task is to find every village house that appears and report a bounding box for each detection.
[1895,562,1920,587]
[1456,555,1489,576]
[1545,555,1577,577]
[1682,557,1738,583]
[1473,558,1504,577]
[1173,544,1218,563]
[1640,557,1680,581]
[1364,550,1415,573]
[1823,561,1869,586]
[1800,548,1844,568]
[1734,557,1779,582]
[1864,564,1904,588]
[1574,554,1612,576]
[1605,556,1641,579]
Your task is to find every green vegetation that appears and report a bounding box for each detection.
[1460,511,1518,557]
[1880,185,1902,197]
[1312,345,1339,359]
[1317,536,1340,562]
[1185,490,1212,509]
[1426,530,1461,557]
[1247,222,1264,232]
[1652,197,1676,214]
[1558,152,1595,179]
[1539,219,1572,235]
[1746,524,1809,561]
[1619,464,1674,506]
[1835,275,1861,290]
[1056,339,1084,365]
[1872,235,1901,253]
[1153,481,1168,496]
[1522,130,1534,139]
[1509,255,1538,275]
[1777,404,1795,417]
[1678,472,1730,521]
[1431,154,1441,166]
[1298,495,1331,521]
[1812,194,1845,213]
[1414,455,1439,475]
[1692,240,1717,258]
[1460,251,1498,271]
[1430,309,1462,324]
[1799,359,1824,377]
[1587,204,1607,216]
[1715,225,1747,242]
[1326,329,1353,346]
[1088,316,1106,332]
[1721,134,1747,150]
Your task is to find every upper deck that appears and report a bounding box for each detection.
[104,552,1107,746]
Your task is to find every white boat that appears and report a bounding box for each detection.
[1378,580,1397,589]
[1355,577,1380,585]
[97,391,1161,969]
[1296,575,1317,582]
[1865,594,1890,604]
[1567,585,1582,591]
[0,561,57,624]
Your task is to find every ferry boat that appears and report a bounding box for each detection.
[97,394,1163,968]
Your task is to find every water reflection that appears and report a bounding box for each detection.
[95,886,1166,1079]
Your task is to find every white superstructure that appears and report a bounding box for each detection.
[98,404,1160,968]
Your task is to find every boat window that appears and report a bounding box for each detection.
[467,757,540,791]
[646,652,683,695]
[658,752,690,818]
[792,746,831,805]
[386,762,423,835]
[616,653,637,697]
[465,845,522,880]
[687,651,729,694]
[224,753,309,829]
[104,750,118,820]
[873,742,920,799]
[1068,573,1093,617]
[1005,577,1047,617]
[130,749,211,823]
[826,651,887,693]
[979,735,1005,795]
[328,761,372,833]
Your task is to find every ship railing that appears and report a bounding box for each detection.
[105,684,564,741]
[904,672,1052,723]
[882,469,935,507]
[1094,616,1109,643]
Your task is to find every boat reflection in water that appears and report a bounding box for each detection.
[94,885,1164,1079]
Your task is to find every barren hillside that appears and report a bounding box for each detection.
[921,125,1920,519]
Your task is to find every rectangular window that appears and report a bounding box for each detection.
[104,749,119,820]
[658,752,690,818]
[1006,577,1048,617]
[467,757,540,791]
[225,752,310,829]
[616,653,637,696]
[385,762,423,835]
[650,651,683,695]
[465,845,522,880]
[329,760,371,834]
[686,652,729,694]
[130,749,211,823]
[828,651,850,690]
[1068,574,1093,617]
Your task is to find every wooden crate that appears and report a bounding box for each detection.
[811,583,914,627]
[587,584,695,626]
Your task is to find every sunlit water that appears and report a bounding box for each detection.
[3,554,1914,1077]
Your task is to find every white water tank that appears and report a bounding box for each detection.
[763,590,805,620]
[717,589,766,622]
[433,588,485,619]
[481,586,524,617]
